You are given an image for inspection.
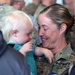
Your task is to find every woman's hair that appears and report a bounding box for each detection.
[1,10,33,41]
[40,4,74,34]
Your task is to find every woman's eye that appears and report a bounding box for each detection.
[42,25,49,31]
[44,28,48,30]
[43,27,48,31]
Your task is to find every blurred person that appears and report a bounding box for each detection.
[23,3,38,16]
[32,0,41,6]
[36,4,75,75]
[23,0,41,16]
[34,0,56,20]
[11,0,25,10]
[0,0,16,35]
[1,11,53,75]
[0,0,17,29]
[0,0,12,5]
[41,0,56,7]
[64,0,75,16]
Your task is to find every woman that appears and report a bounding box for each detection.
[36,4,75,75]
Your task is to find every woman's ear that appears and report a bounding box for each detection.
[59,23,67,35]
[11,30,18,37]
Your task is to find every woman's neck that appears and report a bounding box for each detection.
[50,37,67,54]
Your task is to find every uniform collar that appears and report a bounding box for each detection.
[54,43,72,62]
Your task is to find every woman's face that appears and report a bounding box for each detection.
[38,14,61,49]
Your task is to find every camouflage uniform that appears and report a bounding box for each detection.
[35,44,75,75]
[0,3,16,29]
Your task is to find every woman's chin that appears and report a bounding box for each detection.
[42,44,48,48]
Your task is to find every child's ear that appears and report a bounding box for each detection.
[59,23,67,35]
[11,30,18,36]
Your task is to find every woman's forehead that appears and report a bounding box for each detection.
[38,14,51,23]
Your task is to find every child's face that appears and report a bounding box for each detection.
[15,24,33,45]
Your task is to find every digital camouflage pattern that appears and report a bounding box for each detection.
[35,44,75,75]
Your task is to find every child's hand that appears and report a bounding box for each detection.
[22,42,33,53]
[43,49,54,64]
[19,42,33,56]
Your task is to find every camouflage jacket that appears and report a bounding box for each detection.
[35,44,75,75]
